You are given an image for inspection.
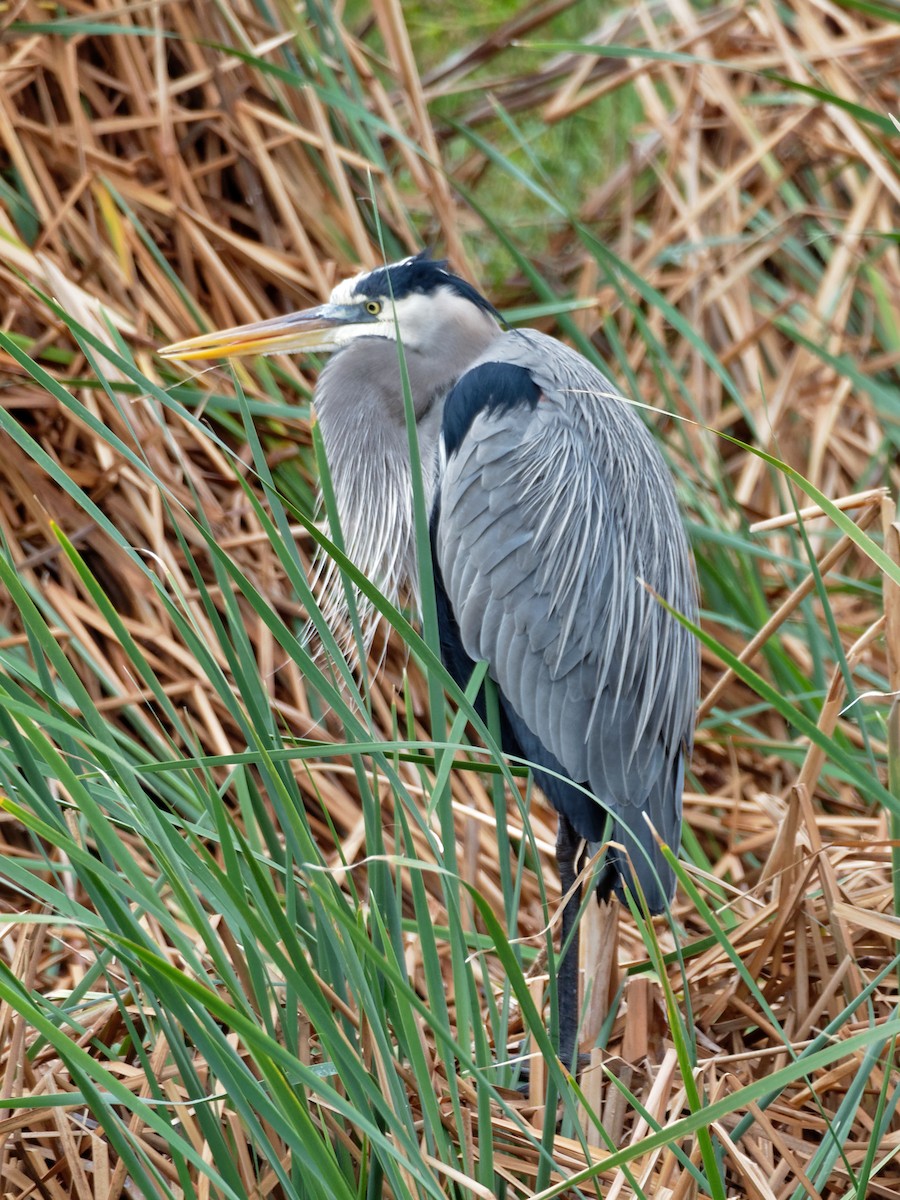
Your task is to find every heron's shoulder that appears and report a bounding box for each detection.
[442,327,634,463]
[472,328,632,418]
[470,326,564,372]
[442,358,543,458]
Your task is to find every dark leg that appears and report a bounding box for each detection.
[556,813,582,1073]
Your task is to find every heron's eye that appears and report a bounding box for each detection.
[365,300,382,316]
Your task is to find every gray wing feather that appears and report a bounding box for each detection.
[436,329,697,908]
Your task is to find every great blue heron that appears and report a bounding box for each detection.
[160,251,698,1073]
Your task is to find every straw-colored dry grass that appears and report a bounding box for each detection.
[2,0,900,1196]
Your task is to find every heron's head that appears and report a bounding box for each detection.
[159,251,501,363]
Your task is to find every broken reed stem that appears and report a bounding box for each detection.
[883,500,900,932]
[699,497,884,721]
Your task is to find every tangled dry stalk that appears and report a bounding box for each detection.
[1,0,900,1196]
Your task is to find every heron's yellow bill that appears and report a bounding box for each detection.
[159,303,357,361]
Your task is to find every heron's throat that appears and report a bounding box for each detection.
[312,344,448,645]
[310,312,500,647]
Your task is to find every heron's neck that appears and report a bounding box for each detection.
[313,322,497,636]
[315,337,452,520]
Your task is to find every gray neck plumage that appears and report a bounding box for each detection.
[313,313,499,645]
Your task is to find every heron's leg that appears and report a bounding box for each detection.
[556,813,582,1074]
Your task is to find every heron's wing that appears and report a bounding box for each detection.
[435,339,697,910]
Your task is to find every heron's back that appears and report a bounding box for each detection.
[434,329,697,911]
